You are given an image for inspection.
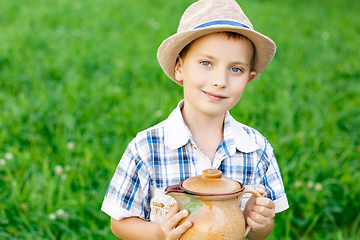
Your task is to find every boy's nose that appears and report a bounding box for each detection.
[212,71,227,88]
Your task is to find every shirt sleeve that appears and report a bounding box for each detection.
[101,139,152,221]
[258,141,289,213]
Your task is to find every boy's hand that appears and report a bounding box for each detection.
[243,185,275,231]
[156,202,192,240]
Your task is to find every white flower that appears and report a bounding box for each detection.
[49,213,57,220]
[281,68,289,76]
[314,183,323,192]
[296,132,304,139]
[55,165,63,176]
[65,165,72,172]
[73,29,81,37]
[66,142,75,151]
[113,85,122,93]
[115,59,124,67]
[55,27,65,37]
[148,18,161,30]
[294,181,302,189]
[155,110,163,118]
[73,2,82,10]
[4,152,14,161]
[21,203,28,212]
[307,181,314,189]
[55,209,65,218]
[0,159,6,166]
[321,31,330,40]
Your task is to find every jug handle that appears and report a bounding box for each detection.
[239,185,262,238]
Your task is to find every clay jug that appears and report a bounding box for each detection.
[165,169,261,240]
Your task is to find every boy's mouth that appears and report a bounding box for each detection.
[202,90,227,101]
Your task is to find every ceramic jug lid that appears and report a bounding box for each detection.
[182,169,242,195]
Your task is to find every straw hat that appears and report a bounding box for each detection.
[157,0,276,85]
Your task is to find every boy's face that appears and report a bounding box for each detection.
[175,33,256,118]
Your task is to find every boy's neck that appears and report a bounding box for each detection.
[182,108,225,134]
[181,102,225,163]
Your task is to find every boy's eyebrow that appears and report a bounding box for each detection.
[197,53,217,60]
[232,61,250,66]
[197,54,249,66]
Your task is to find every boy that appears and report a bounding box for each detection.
[101,0,289,239]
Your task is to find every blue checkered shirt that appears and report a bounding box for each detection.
[101,100,288,222]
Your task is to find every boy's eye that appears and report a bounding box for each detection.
[200,61,211,67]
[231,67,243,73]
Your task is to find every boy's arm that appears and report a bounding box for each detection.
[243,185,276,240]
[110,203,192,240]
[111,217,157,240]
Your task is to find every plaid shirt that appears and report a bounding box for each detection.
[101,100,288,222]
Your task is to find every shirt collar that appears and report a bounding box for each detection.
[164,100,260,153]
[164,100,191,150]
[225,112,260,153]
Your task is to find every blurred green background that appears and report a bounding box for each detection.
[0,0,359,239]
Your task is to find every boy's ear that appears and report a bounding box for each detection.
[247,71,257,83]
[174,56,184,82]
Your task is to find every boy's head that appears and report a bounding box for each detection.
[157,0,276,86]
[174,32,256,116]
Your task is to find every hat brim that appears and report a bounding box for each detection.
[157,26,276,85]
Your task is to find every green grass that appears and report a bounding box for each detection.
[0,0,359,239]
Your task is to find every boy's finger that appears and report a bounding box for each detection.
[255,185,266,195]
[245,215,264,231]
[163,202,180,221]
[252,204,275,219]
[164,209,189,232]
[172,221,192,238]
[255,197,275,209]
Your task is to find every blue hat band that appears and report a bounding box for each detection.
[194,20,250,30]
